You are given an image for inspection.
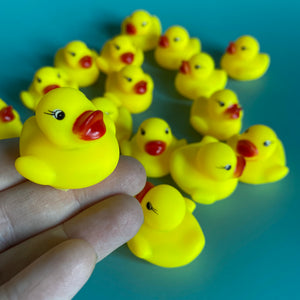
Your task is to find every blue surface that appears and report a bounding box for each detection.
[1,1,299,299]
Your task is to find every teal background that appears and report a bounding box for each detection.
[1,0,299,299]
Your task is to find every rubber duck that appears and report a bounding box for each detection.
[0,98,22,140]
[190,89,243,140]
[175,53,227,100]
[104,65,154,114]
[154,26,201,70]
[20,66,78,111]
[227,125,289,184]
[121,10,161,51]
[120,118,187,177]
[54,40,99,87]
[96,35,144,74]
[92,96,132,143]
[221,35,270,81]
[15,87,119,190]
[170,136,246,204]
[127,182,205,268]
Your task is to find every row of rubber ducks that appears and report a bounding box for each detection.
[0,9,287,269]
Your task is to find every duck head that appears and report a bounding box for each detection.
[136,118,173,156]
[124,10,153,36]
[136,182,186,231]
[159,26,189,50]
[226,35,259,60]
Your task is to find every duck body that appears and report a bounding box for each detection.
[190,89,243,140]
[54,41,99,87]
[128,183,205,268]
[97,35,144,74]
[105,65,154,114]
[227,125,289,184]
[154,26,201,70]
[15,88,119,189]
[170,136,245,204]
[221,35,270,81]
[121,10,161,51]
[175,53,227,100]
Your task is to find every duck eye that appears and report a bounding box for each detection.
[57,73,61,78]
[37,77,42,83]
[69,52,76,56]
[115,44,120,50]
[126,77,132,82]
[245,128,250,133]
[146,202,152,210]
[263,140,272,147]
[141,21,147,26]
[194,65,201,69]
[53,109,65,120]
[241,46,247,50]
[165,128,169,134]
[174,37,180,42]
[224,164,232,171]
[218,101,225,107]
[140,128,146,135]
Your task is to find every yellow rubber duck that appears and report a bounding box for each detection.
[120,118,187,177]
[20,66,78,111]
[154,26,201,70]
[128,182,205,268]
[121,9,161,51]
[175,53,227,100]
[0,99,22,140]
[227,125,289,184]
[170,136,246,204]
[96,35,144,74]
[221,35,270,81]
[92,96,132,144]
[190,89,243,140]
[54,40,99,87]
[104,65,154,114]
[15,87,119,190]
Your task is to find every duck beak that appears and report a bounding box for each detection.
[180,61,191,74]
[233,155,246,178]
[145,141,166,156]
[0,106,15,122]
[225,104,242,119]
[121,52,134,64]
[159,35,169,48]
[237,139,258,157]
[73,110,106,141]
[135,181,155,203]
[80,56,92,68]
[126,23,137,35]
[226,42,236,54]
[43,84,60,95]
[134,80,147,94]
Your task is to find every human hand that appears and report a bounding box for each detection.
[0,138,146,299]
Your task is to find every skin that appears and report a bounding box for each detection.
[0,138,146,299]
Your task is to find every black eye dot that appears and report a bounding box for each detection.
[57,73,61,78]
[194,65,201,69]
[37,77,42,83]
[263,140,271,147]
[140,128,146,135]
[245,129,250,133]
[115,44,120,50]
[70,52,76,56]
[241,46,247,50]
[165,128,169,134]
[224,164,232,171]
[174,37,180,42]
[218,101,225,107]
[146,202,152,210]
[126,77,132,82]
[53,110,65,120]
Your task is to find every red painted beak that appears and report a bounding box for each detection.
[226,42,236,54]
[237,139,259,157]
[134,80,147,94]
[43,84,60,95]
[135,181,155,203]
[126,23,137,35]
[145,141,166,156]
[225,104,242,119]
[233,155,246,178]
[180,61,191,74]
[121,52,134,64]
[80,56,92,68]
[0,106,15,122]
[73,110,106,141]
[159,35,169,48]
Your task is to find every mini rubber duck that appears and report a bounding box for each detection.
[227,125,289,184]
[104,65,154,114]
[221,35,270,81]
[15,88,119,190]
[121,118,187,177]
[92,96,132,143]
[175,53,227,100]
[0,99,22,140]
[54,40,99,87]
[127,182,205,268]
[121,10,161,51]
[96,35,144,74]
[190,89,243,140]
[154,26,201,70]
[20,66,78,111]
[170,136,246,204]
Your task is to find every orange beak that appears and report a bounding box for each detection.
[0,106,15,122]
[226,42,236,54]
[126,23,137,35]
[135,181,155,203]
[180,61,191,74]
[80,56,92,68]
[237,140,258,157]
[145,141,166,156]
[134,81,147,94]
[43,84,60,95]
[159,35,169,48]
[225,104,242,119]
[233,156,246,178]
[121,52,134,64]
